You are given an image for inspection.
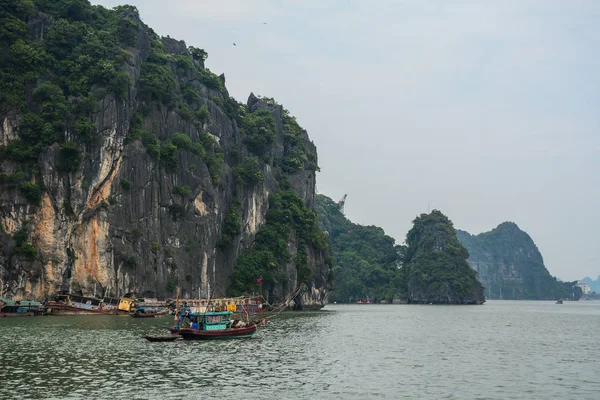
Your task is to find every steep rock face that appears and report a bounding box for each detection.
[0,4,330,307]
[457,222,579,300]
[401,210,485,304]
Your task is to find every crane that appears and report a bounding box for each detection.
[337,194,347,214]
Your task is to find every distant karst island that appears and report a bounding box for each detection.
[316,195,484,304]
[457,223,581,301]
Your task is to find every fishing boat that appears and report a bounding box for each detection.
[44,293,136,315]
[134,298,169,314]
[167,283,304,337]
[178,311,258,340]
[0,297,42,317]
[44,294,105,315]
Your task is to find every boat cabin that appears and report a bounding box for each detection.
[202,311,233,330]
[176,310,233,330]
[118,298,135,312]
[0,298,41,315]
[56,294,102,311]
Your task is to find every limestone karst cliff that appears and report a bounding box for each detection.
[457,222,580,300]
[0,1,332,307]
[400,210,485,304]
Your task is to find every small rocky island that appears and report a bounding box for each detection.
[398,210,485,304]
[457,222,580,300]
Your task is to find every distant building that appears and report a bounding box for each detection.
[576,282,591,294]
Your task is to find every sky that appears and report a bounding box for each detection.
[92,0,599,281]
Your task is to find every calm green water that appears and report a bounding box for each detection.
[1,301,599,399]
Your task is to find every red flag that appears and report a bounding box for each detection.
[257,278,263,283]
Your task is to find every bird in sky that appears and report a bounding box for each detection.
[233,42,236,46]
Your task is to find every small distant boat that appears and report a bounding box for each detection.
[556,299,563,304]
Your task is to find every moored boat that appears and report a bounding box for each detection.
[0,297,43,317]
[134,298,169,314]
[179,324,257,340]
[44,293,136,315]
[178,311,258,340]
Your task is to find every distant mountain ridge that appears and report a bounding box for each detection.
[457,222,580,300]
[580,276,600,293]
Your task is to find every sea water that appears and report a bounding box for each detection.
[1,300,599,399]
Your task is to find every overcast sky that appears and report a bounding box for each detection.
[92,0,599,281]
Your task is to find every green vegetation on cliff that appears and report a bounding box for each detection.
[400,210,484,304]
[315,197,484,304]
[0,0,226,195]
[231,190,330,297]
[0,0,139,178]
[228,95,328,300]
[315,194,403,303]
[457,223,580,300]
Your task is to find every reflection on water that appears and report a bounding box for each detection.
[1,301,600,399]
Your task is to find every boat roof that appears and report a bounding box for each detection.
[180,309,232,317]
[0,297,40,307]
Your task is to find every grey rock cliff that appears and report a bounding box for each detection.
[0,11,330,307]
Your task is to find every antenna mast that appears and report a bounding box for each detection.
[337,194,348,214]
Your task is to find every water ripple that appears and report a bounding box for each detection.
[1,302,600,399]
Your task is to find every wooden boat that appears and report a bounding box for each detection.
[44,293,135,315]
[167,283,301,338]
[134,298,169,314]
[144,335,181,342]
[174,311,258,340]
[0,311,36,317]
[0,297,42,317]
[179,324,257,340]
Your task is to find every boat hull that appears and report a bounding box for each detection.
[179,325,257,340]
[0,312,36,317]
[44,304,120,315]
[144,335,180,342]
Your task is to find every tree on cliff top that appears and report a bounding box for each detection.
[401,210,485,304]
